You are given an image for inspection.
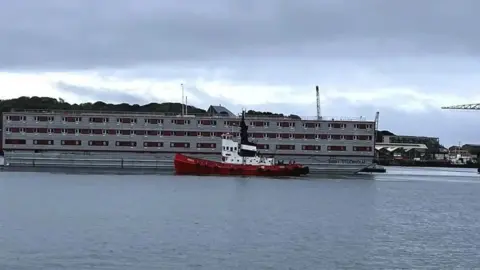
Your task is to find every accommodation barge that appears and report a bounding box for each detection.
[1,106,376,174]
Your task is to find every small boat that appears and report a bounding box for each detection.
[174,111,310,177]
[359,164,386,173]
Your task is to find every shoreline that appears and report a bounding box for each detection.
[377,162,479,169]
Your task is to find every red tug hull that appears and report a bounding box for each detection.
[174,153,309,177]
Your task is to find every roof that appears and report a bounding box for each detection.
[207,105,235,117]
[462,144,480,148]
[385,134,439,139]
[375,143,428,152]
[460,144,480,155]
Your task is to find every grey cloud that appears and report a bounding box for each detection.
[183,85,239,112]
[55,81,148,104]
[55,81,239,112]
[78,59,480,98]
[0,0,479,70]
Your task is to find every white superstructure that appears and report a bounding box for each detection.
[220,133,275,165]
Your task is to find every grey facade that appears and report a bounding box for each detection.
[2,110,376,173]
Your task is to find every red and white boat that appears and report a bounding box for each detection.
[174,111,310,177]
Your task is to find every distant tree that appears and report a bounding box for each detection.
[0,96,306,128]
[0,96,207,127]
[375,130,396,143]
[0,97,206,113]
[378,130,395,136]
[245,110,302,120]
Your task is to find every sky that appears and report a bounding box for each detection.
[0,0,479,146]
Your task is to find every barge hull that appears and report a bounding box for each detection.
[2,151,370,175]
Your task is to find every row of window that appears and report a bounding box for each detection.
[4,139,373,152]
[3,139,213,149]
[5,115,373,129]
[4,128,373,141]
[250,145,371,152]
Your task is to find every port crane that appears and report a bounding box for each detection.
[442,103,480,173]
[441,103,480,110]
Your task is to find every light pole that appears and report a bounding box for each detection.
[181,83,185,116]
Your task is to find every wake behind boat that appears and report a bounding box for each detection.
[174,111,310,177]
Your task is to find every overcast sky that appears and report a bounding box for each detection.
[1,0,479,146]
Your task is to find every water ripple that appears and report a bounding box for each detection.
[0,168,479,269]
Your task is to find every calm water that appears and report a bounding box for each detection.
[0,167,479,269]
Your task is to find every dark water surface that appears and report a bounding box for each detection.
[1,167,479,269]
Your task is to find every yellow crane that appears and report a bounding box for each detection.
[441,103,480,110]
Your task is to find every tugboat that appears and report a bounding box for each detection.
[174,111,310,177]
